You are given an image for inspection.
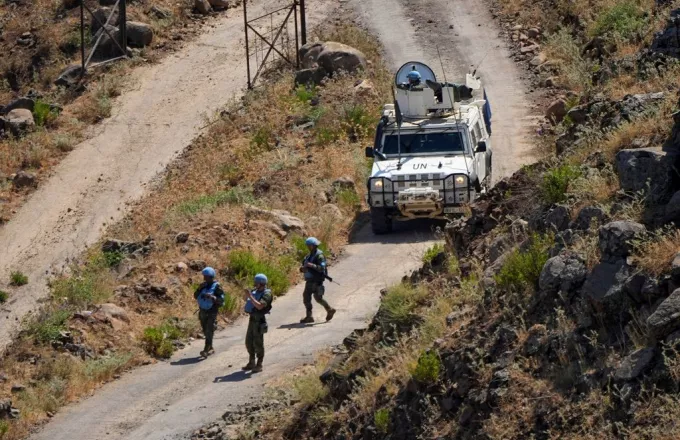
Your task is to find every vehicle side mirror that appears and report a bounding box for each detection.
[365,147,374,158]
[476,141,487,153]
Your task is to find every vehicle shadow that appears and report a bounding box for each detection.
[349,211,444,245]
[214,370,252,383]
[170,356,204,366]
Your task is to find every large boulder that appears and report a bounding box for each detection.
[299,42,326,68]
[616,147,679,202]
[4,109,35,136]
[539,252,587,295]
[194,0,212,14]
[91,7,120,35]
[650,9,680,58]
[572,206,608,230]
[598,221,645,261]
[12,171,37,190]
[317,42,367,75]
[207,0,230,8]
[295,67,326,86]
[544,204,570,232]
[98,303,130,323]
[126,21,154,47]
[582,260,633,313]
[93,25,124,59]
[546,98,568,124]
[244,205,306,234]
[665,190,680,223]
[55,65,84,88]
[614,347,656,381]
[648,288,680,339]
[1,97,34,115]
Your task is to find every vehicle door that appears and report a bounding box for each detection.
[471,118,487,183]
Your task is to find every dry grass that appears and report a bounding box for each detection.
[632,227,680,276]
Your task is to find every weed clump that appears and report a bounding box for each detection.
[175,186,256,216]
[379,284,428,327]
[51,255,112,308]
[410,350,441,384]
[374,408,390,433]
[495,233,553,293]
[32,99,59,127]
[141,321,184,358]
[422,243,445,265]
[227,250,289,296]
[0,290,8,303]
[29,309,72,344]
[10,271,28,286]
[590,1,648,41]
[541,164,581,205]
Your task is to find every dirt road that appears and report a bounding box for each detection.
[0,0,333,354]
[30,227,435,440]
[22,0,537,438]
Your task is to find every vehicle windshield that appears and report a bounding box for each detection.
[381,131,466,156]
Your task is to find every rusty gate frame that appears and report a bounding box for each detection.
[243,0,306,89]
[79,0,128,78]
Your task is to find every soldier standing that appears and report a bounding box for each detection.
[242,273,272,373]
[194,267,225,358]
[299,237,336,324]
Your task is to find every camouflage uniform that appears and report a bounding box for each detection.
[194,281,225,353]
[245,288,272,366]
[302,249,333,319]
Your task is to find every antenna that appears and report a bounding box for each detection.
[392,87,403,170]
[471,49,490,77]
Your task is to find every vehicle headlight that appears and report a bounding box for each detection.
[371,179,383,191]
[455,175,468,187]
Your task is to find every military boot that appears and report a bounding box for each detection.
[252,357,263,373]
[325,308,336,322]
[242,357,256,371]
[300,316,315,324]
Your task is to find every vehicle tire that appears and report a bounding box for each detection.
[370,207,392,234]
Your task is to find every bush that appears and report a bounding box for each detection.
[379,284,428,327]
[541,164,581,204]
[0,290,8,303]
[544,28,594,92]
[29,309,72,344]
[220,291,239,314]
[142,322,184,358]
[33,99,59,127]
[374,408,390,433]
[294,84,317,103]
[0,420,8,437]
[176,186,256,216]
[342,104,373,141]
[227,250,290,296]
[51,264,112,309]
[411,350,441,384]
[10,271,28,286]
[422,243,445,265]
[85,353,133,382]
[591,1,647,41]
[251,126,274,151]
[495,233,553,292]
[103,250,124,268]
[336,188,361,212]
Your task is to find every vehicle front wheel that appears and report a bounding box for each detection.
[370,207,393,234]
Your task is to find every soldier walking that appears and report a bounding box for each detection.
[194,267,225,358]
[299,237,336,324]
[242,273,272,373]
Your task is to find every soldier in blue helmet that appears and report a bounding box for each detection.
[194,267,225,357]
[242,273,272,373]
[299,237,336,324]
[407,65,422,86]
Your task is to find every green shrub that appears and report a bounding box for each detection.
[220,291,239,314]
[379,284,428,327]
[33,99,59,127]
[85,353,133,382]
[51,264,111,308]
[251,126,274,151]
[336,188,361,212]
[227,250,289,296]
[495,233,553,292]
[411,350,441,384]
[103,250,124,267]
[294,84,317,103]
[544,28,594,91]
[422,243,445,265]
[374,408,390,433]
[10,271,28,286]
[142,322,184,358]
[176,186,256,216]
[315,127,342,146]
[541,164,581,204]
[290,235,329,261]
[343,104,373,140]
[591,1,647,41]
[0,290,8,303]
[0,420,8,437]
[29,309,73,344]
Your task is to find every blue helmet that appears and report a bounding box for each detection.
[202,267,216,278]
[305,237,321,246]
[254,273,268,284]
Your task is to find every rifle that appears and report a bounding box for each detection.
[305,265,341,286]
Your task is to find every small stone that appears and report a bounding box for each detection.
[188,260,207,271]
[176,262,189,272]
[545,98,567,124]
[175,232,190,243]
[12,171,37,190]
[11,384,26,393]
[614,348,655,381]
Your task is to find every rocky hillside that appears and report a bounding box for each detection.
[207,2,680,439]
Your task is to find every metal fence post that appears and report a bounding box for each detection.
[119,0,127,57]
[244,0,252,89]
[294,1,299,68]
[80,2,86,77]
[299,0,306,45]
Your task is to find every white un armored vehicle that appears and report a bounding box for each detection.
[365,62,493,234]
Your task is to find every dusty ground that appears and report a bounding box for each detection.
[0,0,334,354]
[6,0,538,438]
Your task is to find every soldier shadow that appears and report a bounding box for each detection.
[348,212,443,245]
[170,356,204,366]
[213,370,253,383]
[278,322,326,329]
